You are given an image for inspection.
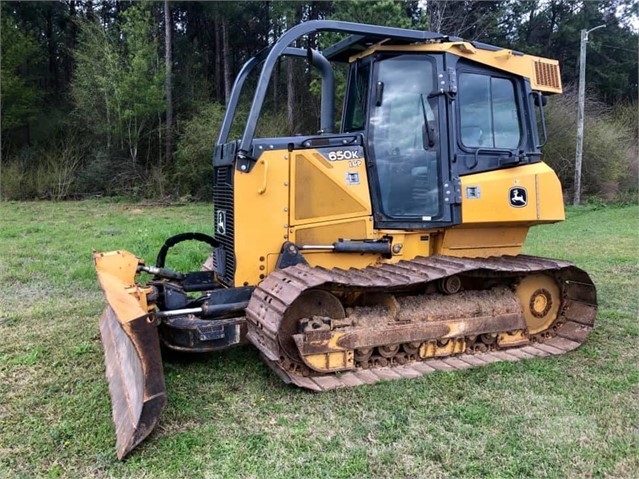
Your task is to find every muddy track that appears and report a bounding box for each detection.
[245,255,597,391]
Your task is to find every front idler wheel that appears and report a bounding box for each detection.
[278,289,345,364]
[514,274,561,336]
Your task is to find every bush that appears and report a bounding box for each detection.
[74,150,112,196]
[32,142,82,200]
[173,101,282,199]
[174,103,228,199]
[543,91,637,202]
[35,141,82,200]
[1,138,88,200]
[0,148,35,200]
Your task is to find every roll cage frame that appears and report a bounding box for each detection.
[215,20,459,172]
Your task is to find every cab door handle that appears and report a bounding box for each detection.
[257,160,268,194]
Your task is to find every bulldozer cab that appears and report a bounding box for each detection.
[215,21,557,236]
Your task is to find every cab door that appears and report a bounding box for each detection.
[362,54,461,230]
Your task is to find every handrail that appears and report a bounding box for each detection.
[531,91,548,148]
[217,47,334,147]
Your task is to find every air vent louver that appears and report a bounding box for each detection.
[533,60,561,90]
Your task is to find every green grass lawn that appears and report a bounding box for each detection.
[1,200,637,478]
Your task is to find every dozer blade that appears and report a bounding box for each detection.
[94,251,167,459]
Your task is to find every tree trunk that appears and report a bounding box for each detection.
[222,20,232,104]
[525,4,536,45]
[273,59,279,108]
[271,5,280,114]
[86,0,95,21]
[287,59,296,134]
[214,20,223,103]
[46,7,58,93]
[546,1,558,50]
[164,0,173,165]
[65,1,78,87]
[286,14,296,134]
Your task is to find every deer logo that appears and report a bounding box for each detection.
[509,187,527,208]
[216,209,227,236]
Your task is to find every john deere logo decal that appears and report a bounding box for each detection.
[509,187,527,207]
[216,210,227,235]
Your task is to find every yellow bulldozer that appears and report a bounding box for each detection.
[93,20,597,459]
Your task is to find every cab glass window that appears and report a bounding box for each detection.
[369,56,440,219]
[458,73,521,149]
[343,63,370,131]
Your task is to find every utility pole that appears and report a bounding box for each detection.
[574,24,605,205]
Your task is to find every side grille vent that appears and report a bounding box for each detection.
[213,165,235,287]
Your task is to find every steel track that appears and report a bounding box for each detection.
[245,254,597,391]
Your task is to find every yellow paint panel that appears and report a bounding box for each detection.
[293,252,381,272]
[535,165,566,221]
[420,338,465,358]
[294,218,371,245]
[94,250,140,285]
[443,162,564,258]
[440,227,529,257]
[305,351,354,371]
[234,151,290,286]
[290,151,371,225]
[460,162,564,225]
[93,250,152,321]
[498,330,529,347]
[350,43,562,94]
[287,216,381,271]
[377,231,436,260]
